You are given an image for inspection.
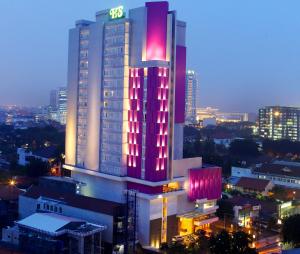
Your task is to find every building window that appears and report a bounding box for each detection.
[37,204,40,210]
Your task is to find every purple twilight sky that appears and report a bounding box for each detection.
[0,0,299,113]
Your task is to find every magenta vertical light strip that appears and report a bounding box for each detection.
[188,166,222,201]
[127,68,144,178]
[145,67,169,182]
[175,45,187,123]
[127,182,163,194]
[145,2,168,61]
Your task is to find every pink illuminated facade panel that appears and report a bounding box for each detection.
[188,166,222,201]
[175,45,187,124]
[127,182,163,195]
[144,67,169,182]
[127,68,144,179]
[145,2,168,61]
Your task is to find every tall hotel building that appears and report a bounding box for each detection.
[64,2,221,250]
[259,106,300,141]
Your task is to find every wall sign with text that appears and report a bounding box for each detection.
[109,6,125,20]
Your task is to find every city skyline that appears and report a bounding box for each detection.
[0,2,300,253]
[0,0,300,112]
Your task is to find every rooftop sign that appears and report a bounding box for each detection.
[109,6,125,20]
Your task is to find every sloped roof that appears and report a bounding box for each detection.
[17,213,82,234]
[235,177,271,192]
[254,163,300,178]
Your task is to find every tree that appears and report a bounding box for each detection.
[231,231,256,254]
[263,139,300,157]
[229,139,260,158]
[209,230,257,254]
[216,199,234,219]
[209,230,231,254]
[25,157,50,177]
[195,230,210,254]
[282,214,300,247]
[166,241,187,254]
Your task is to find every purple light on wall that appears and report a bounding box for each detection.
[127,68,144,178]
[127,182,163,194]
[145,67,169,182]
[175,45,186,123]
[145,2,168,61]
[188,166,222,201]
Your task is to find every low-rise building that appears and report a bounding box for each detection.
[254,161,300,189]
[231,161,300,189]
[228,196,277,227]
[234,177,274,196]
[17,146,57,166]
[3,213,105,254]
[18,185,126,252]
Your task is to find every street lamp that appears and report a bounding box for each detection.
[9,179,16,186]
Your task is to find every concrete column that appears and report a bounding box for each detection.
[91,234,95,254]
[78,236,84,254]
[99,232,102,254]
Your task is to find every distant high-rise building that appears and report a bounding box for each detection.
[259,106,300,141]
[58,87,67,125]
[49,89,58,110]
[49,87,67,125]
[185,70,199,123]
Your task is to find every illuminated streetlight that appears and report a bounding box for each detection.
[9,179,16,186]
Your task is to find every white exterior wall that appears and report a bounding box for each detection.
[173,124,184,160]
[137,197,150,246]
[172,157,202,178]
[19,196,38,219]
[128,7,147,66]
[65,27,80,166]
[177,192,195,214]
[137,191,196,246]
[72,171,126,203]
[85,22,103,171]
[58,204,114,243]
[100,20,129,176]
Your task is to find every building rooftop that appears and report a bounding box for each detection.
[17,213,82,234]
[235,177,271,192]
[229,196,277,219]
[254,163,300,178]
[0,184,24,200]
[40,176,80,184]
[22,185,123,216]
[17,213,106,237]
